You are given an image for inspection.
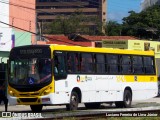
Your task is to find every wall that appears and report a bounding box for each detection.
[128,40,160,59]
[0,0,10,63]
[0,0,11,51]
[13,30,31,46]
[102,40,128,49]
[10,0,36,45]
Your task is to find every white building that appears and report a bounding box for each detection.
[141,0,160,10]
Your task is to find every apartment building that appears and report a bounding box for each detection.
[141,0,160,10]
[36,0,107,34]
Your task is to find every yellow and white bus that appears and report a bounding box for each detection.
[8,45,158,112]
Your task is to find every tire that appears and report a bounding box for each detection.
[66,92,79,111]
[85,103,101,109]
[30,105,43,112]
[123,90,132,108]
[115,90,132,108]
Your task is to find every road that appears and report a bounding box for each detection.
[0,97,159,119]
[0,97,160,112]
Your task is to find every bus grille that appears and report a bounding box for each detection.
[19,98,38,102]
[19,93,39,96]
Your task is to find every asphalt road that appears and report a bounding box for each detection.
[0,97,160,112]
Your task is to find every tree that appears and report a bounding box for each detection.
[122,5,160,40]
[43,10,105,36]
[106,21,122,36]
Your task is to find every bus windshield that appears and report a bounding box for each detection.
[9,58,52,85]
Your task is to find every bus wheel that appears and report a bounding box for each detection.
[85,103,101,109]
[30,105,43,112]
[66,92,79,111]
[123,90,132,108]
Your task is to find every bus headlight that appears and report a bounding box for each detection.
[42,87,52,95]
[9,90,15,96]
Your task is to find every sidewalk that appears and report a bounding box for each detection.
[133,97,160,104]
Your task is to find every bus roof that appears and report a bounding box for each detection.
[50,44,154,56]
[10,44,155,57]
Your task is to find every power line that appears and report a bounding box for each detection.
[15,0,35,5]
[16,32,30,45]
[0,0,35,10]
[0,0,105,25]
[0,20,85,46]
[0,13,35,23]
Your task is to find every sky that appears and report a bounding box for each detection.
[107,0,143,23]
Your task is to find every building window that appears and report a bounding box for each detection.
[95,42,102,47]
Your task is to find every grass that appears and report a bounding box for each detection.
[61,116,160,120]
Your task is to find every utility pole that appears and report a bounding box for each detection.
[0,33,2,41]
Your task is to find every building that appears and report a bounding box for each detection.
[141,0,160,10]
[36,0,107,34]
[46,34,137,47]
[0,0,37,59]
[10,0,37,45]
[0,0,36,82]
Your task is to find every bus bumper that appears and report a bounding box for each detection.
[7,92,70,105]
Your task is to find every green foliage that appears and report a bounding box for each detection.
[122,5,160,40]
[43,5,160,39]
[106,21,122,36]
[106,5,160,40]
[44,10,105,36]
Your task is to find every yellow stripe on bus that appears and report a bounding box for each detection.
[117,76,157,82]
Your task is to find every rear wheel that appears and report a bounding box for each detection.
[123,90,132,108]
[85,103,101,109]
[115,90,132,108]
[66,92,79,111]
[30,105,43,112]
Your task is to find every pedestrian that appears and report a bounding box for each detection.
[0,81,8,112]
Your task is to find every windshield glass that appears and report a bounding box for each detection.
[9,58,52,85]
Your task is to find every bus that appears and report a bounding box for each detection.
[7,45,158,112]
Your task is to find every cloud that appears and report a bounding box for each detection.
[141,0,145,4]
[107,11,129,23]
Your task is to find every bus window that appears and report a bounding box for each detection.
[121,55,132,74]
[66,52,80,73]
[107,54,119,74]
[144,56,155,74]
[73,53,79,73]
[67,53,73,73]
[132,56,144,74]
[95,54,105,73]
[54,52,67,80]
[80,53,94,73]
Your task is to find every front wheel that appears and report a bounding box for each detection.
[66,92,79,111]
[30,105,43,112]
